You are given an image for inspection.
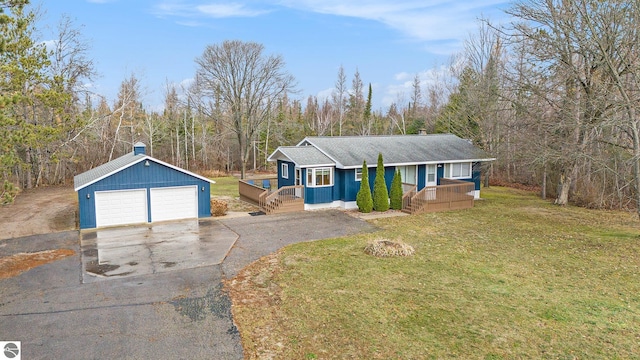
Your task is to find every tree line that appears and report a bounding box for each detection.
[2,0,640,216]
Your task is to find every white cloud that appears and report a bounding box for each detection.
[40,39,57,52]
[278,0,509,46]
[394,72,411,81]
[316,87,334,102]
[155,1,271,19]
[196,3,270,17]
[382,64,454,107]
[179,77,195,90]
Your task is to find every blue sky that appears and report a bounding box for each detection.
[36,0,510,111]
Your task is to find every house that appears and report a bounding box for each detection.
[74,143,214,229]
[265,134,495,212]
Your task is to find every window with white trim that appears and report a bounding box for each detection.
[281,163,289,179]
[307,167,333,187]
[396,165,417,185]
[445,162,472,179]
[355,168,363,181]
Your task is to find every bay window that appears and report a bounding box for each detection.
[306,167,333,187]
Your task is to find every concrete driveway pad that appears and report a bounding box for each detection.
[1,210,376,359]
[80,219,238,283]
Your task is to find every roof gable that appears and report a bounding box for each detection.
[74,152,214,191]
[267,146,335,167]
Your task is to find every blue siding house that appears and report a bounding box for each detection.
[267,134,494,210]
[74,143,214,229]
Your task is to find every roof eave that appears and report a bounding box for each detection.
[74,155,215,191]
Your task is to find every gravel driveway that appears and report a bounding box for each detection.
[0,210,376,359]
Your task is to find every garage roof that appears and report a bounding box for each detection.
[74,150,214,191]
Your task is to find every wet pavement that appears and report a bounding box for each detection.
[80,220,238,282]
[0,210,377,359]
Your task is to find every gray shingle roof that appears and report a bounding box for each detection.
[300,134,494,168]
[268,146,335,167]
[74,152,145,190]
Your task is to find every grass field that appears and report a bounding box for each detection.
[210,176,240,197]
[226,186,640,359]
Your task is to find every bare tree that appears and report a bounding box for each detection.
[195,40,296,178]
[347,68,365,135]
[410,74,422,118]
[506,0,613,205]
[110,74,142,160]
[331,65,347,136]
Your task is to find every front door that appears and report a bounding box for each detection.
[426,164,437,200]
[426,165,437,186]
[295,168,302,198]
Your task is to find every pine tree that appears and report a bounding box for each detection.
[373,153,389,211]
[390,170,403,210]
[356,160,373,213]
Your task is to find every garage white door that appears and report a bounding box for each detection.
[95,189,148,228]
[150,186,198,222]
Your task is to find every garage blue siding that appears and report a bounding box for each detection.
[78,159,211,229]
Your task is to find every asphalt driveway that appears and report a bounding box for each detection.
[0,210,376,359]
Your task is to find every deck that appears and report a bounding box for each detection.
[239,178,304,214]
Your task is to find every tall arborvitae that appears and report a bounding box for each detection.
[390,170,403,210]
[373,153,389,211]
[356,160,373,213]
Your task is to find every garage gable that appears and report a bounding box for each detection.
[75,143,214,229]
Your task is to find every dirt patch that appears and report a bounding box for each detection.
[0,249,76,279]
[224,252,285,359]
[215,195,260,213]
[0,185,77,240]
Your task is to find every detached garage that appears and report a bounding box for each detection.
[74,143,214,229]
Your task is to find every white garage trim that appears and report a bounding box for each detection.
[95,189,148,228]
[150,185,198,223]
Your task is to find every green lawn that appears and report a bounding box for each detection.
[210,176,240,197]
[227,187,640,359]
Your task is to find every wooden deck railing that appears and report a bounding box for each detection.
[259,185,304,214]
[238,179,267,205]
[403,179,475,214]
[401,184,417,213]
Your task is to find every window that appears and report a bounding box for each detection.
[355,168,363,181]
[426,164,436,184]
[281,163,289,179]
[396,165,417,185]
[307,167,333,187]
[446,162,471,179]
